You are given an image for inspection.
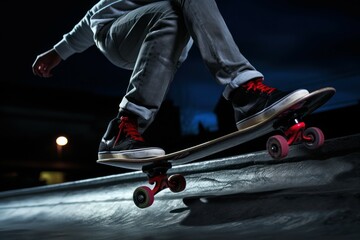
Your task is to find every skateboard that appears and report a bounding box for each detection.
[97,87,336,208]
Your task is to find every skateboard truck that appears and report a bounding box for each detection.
[267,113,325,159]
[132,162,186,208]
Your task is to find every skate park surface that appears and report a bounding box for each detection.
[0,133,359,240]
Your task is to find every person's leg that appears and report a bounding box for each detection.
[172,0,309,130]
[172,0,262,90]
[98,1,190,131]
[96,2,190,159]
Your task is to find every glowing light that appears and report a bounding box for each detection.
[56,136,68,146]
[40,171,65,184]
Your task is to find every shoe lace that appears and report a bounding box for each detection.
[116,116,144,142]
[243,79,276,94]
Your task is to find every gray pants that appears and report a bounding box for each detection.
[96,0,263,131]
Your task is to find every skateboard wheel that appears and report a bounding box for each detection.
[303,127,324,149]
[267,135,289,159]
[133,186,154,209]
[168,174,186,193]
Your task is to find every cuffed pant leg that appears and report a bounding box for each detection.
[97,2,190,131]
[172,0,263,99]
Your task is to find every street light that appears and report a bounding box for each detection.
[56,136,68,146]
[56,136,68,159]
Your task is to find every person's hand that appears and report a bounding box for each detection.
[32,49,62,78]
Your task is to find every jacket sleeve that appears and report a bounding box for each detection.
[54,0,114,60]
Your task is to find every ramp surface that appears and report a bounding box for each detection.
[0,134,359,240]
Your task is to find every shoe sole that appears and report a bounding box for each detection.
[98,147,165,160]
[236,89,309,130]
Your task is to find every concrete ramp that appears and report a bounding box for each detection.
[0,134,359,240]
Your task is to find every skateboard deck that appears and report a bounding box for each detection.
[97,87,336,208]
